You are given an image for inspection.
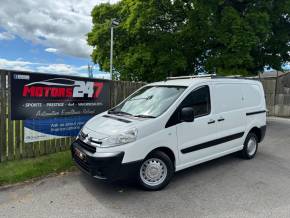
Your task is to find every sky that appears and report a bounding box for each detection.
[0,0,289,78]
[0,0,119,79]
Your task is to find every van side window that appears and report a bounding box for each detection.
[165,85,211,128]
[181,85,211,117]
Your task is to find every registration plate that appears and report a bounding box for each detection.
[74,148,86,161]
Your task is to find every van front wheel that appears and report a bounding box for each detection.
[138,151,174,191]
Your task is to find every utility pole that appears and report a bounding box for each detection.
[88,64,93,78]
[110,18,119,80]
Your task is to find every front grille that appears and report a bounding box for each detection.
[79,130,88,141]
[76,139,96,153]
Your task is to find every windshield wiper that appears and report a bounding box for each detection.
[128,95,153,101]
[134,114,156,118]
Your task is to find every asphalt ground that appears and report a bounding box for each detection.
[1,117,290,218]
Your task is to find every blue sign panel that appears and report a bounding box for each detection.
[24,115,93,143]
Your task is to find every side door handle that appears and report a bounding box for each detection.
[208,119,215,124]
[217,117,225,122]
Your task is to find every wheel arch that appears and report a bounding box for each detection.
[146,147,176,169]
[248,126,262,143]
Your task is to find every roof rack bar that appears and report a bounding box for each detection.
[211,75,258,80]
[211,75,242,78]
[166,74,258,80]
[166,74,216,80]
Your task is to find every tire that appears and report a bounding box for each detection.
[138,151,174,191]
[240,132,258,159]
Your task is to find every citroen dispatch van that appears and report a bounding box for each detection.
[71,76,266,190]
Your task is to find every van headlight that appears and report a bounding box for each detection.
[102,128,138,147]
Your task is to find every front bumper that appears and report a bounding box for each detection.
[71,140,142,181]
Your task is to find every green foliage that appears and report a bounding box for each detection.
[88,0,290,81]
[0,151,75,186]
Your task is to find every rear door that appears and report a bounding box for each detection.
[212,82,246,150]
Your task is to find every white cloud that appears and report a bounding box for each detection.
[0,57,109,78]
[0,58,35,71]
[99,0,120,3]
[0,0,120,58]
[0,31,15,40]
[45,48,58,53]
[37,64,83,75]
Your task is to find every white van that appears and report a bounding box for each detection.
[71,76,267,190]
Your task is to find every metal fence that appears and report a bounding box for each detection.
[260,72,290,117]
[0,70,145,162]
[1,69,289,162]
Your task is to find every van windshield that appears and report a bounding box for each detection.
[109,86,186,118]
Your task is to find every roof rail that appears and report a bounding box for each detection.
[166,74,216,80]
[211,75,242,79]
[211,75,258,80]
[166,74,258,81]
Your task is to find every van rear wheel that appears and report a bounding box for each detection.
[240,132,258,159]
[138,151,174,191]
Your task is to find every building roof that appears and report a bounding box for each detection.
[260,71,289,78]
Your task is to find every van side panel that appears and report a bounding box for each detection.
[175,81,266,171]
[176,82,248,171]
[242,82,267,138]
[212,83,246,150]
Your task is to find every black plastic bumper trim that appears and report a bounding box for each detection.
[181,132,245,154]
[246,110,266,116]
[260,125,267,142]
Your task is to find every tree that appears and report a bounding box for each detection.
[88,0,290,82]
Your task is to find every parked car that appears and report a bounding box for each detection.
[71,76,267,191]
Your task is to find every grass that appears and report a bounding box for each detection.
[0,151,76,186]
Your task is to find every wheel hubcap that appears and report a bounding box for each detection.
[247,137,257,156]
[140,158,167,186]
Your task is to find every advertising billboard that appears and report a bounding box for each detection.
[10,72,110,120]
[10,71,111,142]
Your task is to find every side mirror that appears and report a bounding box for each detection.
[180,107,194,122]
